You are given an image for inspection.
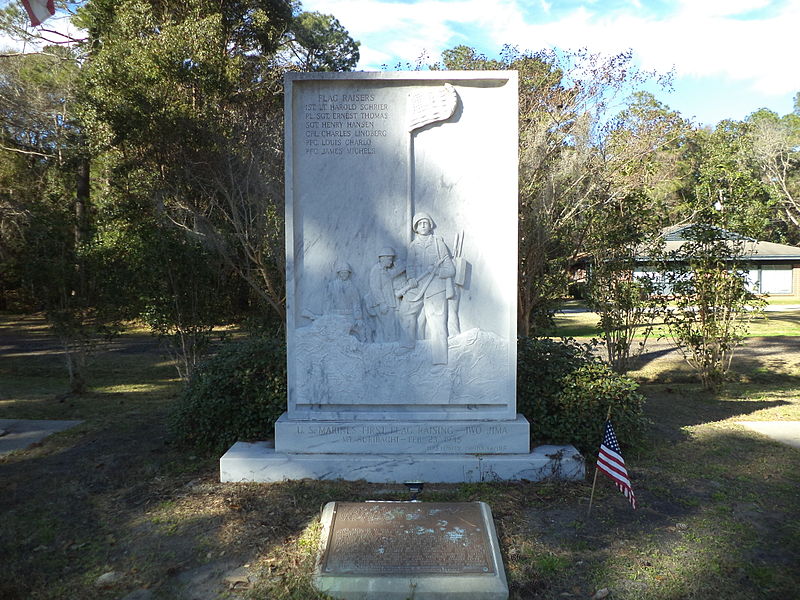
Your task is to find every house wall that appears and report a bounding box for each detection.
[634,263,800,299]
[793,264,800,298]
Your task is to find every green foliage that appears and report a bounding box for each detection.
[75,0,358,322]
[662,224,766,392]
[747,107,800,242]
[288,11,360,71]
[517,337,646,453]
[434,46,676,336]
[126,224,237,379]
[587,191,667,373]
[16,198,129,392]
[555,362,647,454]
[169,337,286,455]
[693,120,773,236]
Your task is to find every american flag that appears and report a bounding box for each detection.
[597,420,636,509]
[22,0,55,26]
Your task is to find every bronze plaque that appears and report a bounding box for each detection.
[321,502,495,575]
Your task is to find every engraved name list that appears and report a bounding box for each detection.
[303,92,391,157]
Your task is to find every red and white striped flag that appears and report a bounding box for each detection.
[22,0,55,27]
[597,420,636,509]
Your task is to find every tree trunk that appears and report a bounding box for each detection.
[75,153,90,247]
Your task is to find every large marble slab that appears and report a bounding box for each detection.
[218,72,587,484]
[284,72,518,421]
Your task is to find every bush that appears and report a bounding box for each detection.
[518,337,647,453]
[169,337,286,455]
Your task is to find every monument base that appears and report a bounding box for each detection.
[220,441,584,483]
[274,413,532,454]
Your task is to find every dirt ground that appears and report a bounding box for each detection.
[1,318,799,599]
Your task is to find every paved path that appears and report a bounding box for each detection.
[0,419,83,455]
[737,421,800,449]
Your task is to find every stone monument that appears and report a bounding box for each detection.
[220,72,584,483]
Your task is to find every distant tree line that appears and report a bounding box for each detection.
[1,1,798,391]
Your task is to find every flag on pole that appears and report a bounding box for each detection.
[407,83,458,132]
[597,420,636,509]
[22,0,55,27]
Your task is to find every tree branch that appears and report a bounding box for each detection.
[0,143,52,158]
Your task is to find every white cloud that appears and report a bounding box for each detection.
[302,0,799,95]
[0,12,85,53]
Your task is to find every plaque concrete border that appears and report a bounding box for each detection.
[313,501,508,600]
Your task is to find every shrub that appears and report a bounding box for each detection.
[549,362,647,454]
[517,336,597,421]
[169,337,286,455]
[518,336,647,453]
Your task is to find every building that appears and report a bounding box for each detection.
[634,225,800,298]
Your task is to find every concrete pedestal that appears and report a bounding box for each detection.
[220,441,584,483]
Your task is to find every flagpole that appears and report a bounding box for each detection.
[587,405,613,518]
[407,132,414,245]
[405,83,458,244]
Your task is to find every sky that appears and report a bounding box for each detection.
[300,0,800,127]
[2,0,797,127]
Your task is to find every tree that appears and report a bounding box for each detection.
[127,224,237,380]
[586,193,665,373]
[586,93,690,372]
[77,0,359,324]
[692,119,774,237]
[747,105,800,239]
[0,45,116,392]
[435,46,675,335]
[661,223,765,392]
[285,10,359,72]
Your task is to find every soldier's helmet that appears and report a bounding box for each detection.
[412,212,435,231]
[378,246,396,258]
[334,260,352,274]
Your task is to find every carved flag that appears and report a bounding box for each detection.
[22,0,55,26]
[407,83,458,132]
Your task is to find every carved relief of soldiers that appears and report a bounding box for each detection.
[399,212,456,364]
[325,261,365,341]
[366,247,405,342]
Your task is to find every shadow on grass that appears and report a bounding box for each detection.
[638,384,793,446]
[505,425,800,599]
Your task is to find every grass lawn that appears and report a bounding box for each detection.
[552,309,800,339]
[1,313,799,599]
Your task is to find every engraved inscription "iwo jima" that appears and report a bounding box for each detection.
[321,502,494,575]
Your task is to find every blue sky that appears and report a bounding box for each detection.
[2,0,797,126]
[301,0,800,127]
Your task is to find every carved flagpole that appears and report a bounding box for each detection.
[406,83,458,242]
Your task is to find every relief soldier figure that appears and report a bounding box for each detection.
[366,247,405,342]
[399,212,456,365]
[325,261,365,341]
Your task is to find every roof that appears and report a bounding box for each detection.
[640,225,800,261]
